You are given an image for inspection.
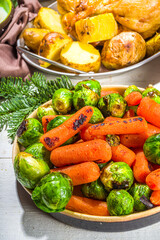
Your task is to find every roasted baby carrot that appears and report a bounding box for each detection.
[123,109,135,118]
[120,123,160,148]
[111,144,136,167]
[80,123,105,141]
[103,116,120,123]
[88,117,148,136]
[137,97,160,128]
[101,90,119,97]
[133,151,153,183]
[42,115,58,133]
[51,162,100,186]
[150,190,160,206]
[40,106,93,151]
[50,139,112,167]
[124,91,142,106]
[146,169,160,190]
[66,195,109,216]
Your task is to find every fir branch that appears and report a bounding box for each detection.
[0,72,74,142]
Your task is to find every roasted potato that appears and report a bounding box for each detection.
[22,28,50,53]
[34,7,66,35]
[60,41,101,72]
[75,13,118,43]
[101,32,146,70]
[146,32,160,57]
[38,32,73,68]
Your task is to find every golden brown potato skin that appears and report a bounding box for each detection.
[101,32,146,70]
[22,28,50,53]
[38,32,72,68]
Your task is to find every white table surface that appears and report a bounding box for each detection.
[1,1,160,239]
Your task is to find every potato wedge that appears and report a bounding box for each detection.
[38,32,73,68]
[75,13,118,43]
[22,28,50,53]
[34,7,66,35]
[60,41,101,72]
[146,32,160,57]
[101,32,146,70]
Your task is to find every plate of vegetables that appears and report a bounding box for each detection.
[17,1,160,77]
[12,79,160,231]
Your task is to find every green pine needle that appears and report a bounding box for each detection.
[0,72,74,142]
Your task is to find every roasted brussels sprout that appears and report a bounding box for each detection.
[52,88,73,114]
[31,172,73,213]
[81,179,108,200]
[47,115,79,145]
[107,190,134,216]
[73,87,99,110]
[143,133,160,164]
[25,143,51,167]
[142,87,160,104]
[14,152,50,189]
[106,134,120,147]
[37,104,57,122]
[124,85,141,98]
[98,93,127,118]
[129,183,152,211]
[89,107,104,124]
[17,118,43,147]
[100,161,134,192]
[75,79,101,96]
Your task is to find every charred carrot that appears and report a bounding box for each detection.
[101,90,119,97]
[51,162,100,186]
[66,195,109,216]
[111,144,135,167]
[50,139,112,167]
[124,91,142,106]
[123,109,135,118]
[42,115,58,133]
[146,169,160,190]
[137,97,160,128]
[88,117,148,136]
[133,151,153,183]
[80,123,105,141]
[120,123,160,148]
[103,116,120,123]
[150,190,160,206]
[40,106,93,151]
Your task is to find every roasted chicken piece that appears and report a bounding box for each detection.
[59,0,160,39]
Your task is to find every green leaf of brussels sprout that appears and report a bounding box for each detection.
[74,79,101,96]
[31,172,73,213]
[37,104,57,122]
[100,161,134,192]
[123,85,141,98]
[81,179,108,200]
[17,118,43,147]
[89,107,104,124]
[73,87,99,110]
[52,88,73,114]
[142,87,160,104]
[143,133,160,164]
[98,93,127,118]
[25,142,51,167]
[129,183,152,211]
[106,135,120,147]
[14,152,50,189]
[107,190,134,216]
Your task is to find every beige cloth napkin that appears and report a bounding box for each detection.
[0,0,41,78]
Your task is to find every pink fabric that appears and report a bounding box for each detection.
[0,0,41,78]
